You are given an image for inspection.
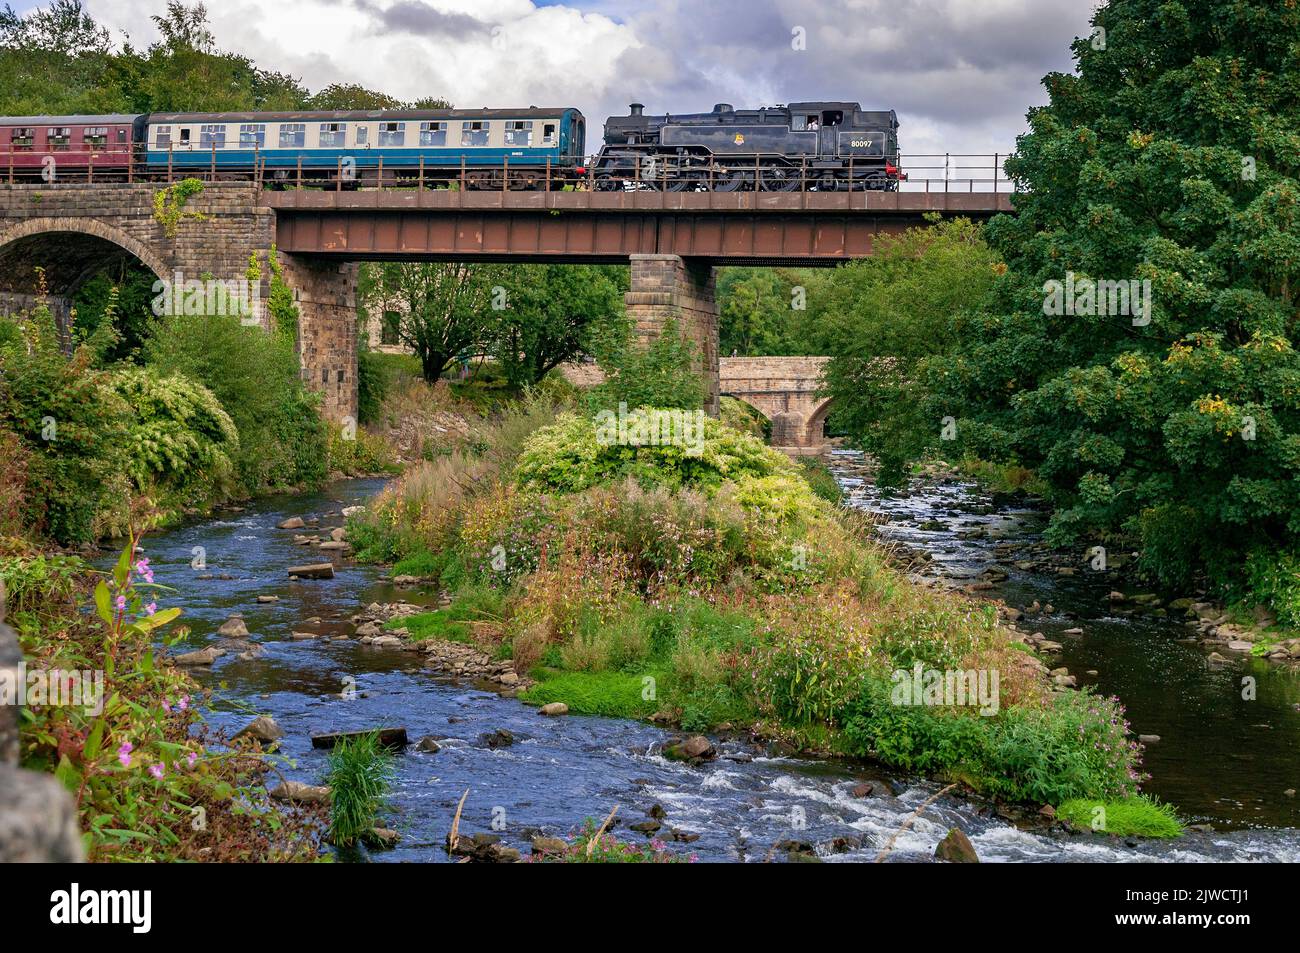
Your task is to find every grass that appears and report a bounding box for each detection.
[521,669,661,720]
[323,732,395,848]
[391,549,442,578]
[1056,796,1184,838]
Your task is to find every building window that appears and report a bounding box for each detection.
[199,124,226,149]
[319,122,346,147]
[155,126,171,148]
[47,127,71,151]
[10,128,34,150]
[460,121,489,147]
[239,124,266,148]
[378,122,405,147]
[542,123,557,146]
[279,123,306,148]
[85,127,108,147]
[380,311,401,346]
[418,121,447,147]
[504,120,532,147]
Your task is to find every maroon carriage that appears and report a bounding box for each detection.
[0,115,145,182]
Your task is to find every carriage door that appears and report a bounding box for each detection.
[820,110,843,156]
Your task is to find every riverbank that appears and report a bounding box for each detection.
[341,402,1168,831]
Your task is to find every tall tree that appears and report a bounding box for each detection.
[361,262,511,382]
[490,265,626,387]
[924,0,1300,591]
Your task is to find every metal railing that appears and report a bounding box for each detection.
[0,145,1015,193]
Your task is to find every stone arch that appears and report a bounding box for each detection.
[0,216,168,295]
[805,396,835,447]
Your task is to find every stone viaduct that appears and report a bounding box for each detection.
[0,182,1011,425]
[719,356,832,453]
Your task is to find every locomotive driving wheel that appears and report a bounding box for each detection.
[710,166,747,192]
[759,166,799,192]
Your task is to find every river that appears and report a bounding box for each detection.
[119,463,1300,862]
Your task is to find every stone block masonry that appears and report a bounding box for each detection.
[0,183,358,422]
[625,254,720,416]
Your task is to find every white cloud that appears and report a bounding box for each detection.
[81,0,1097,158]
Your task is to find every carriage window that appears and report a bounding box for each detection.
[200,124,226,149]
[279,123,306,148]
[85,127,108,147]
[504,120,532,147]
[461,121,489,147]
[355,126,368,145]
[48,127,71,150]
[791,115,807,130]
[10,127,34,150]
[179,128,191,144]
[319,122,346,147]
[542,123,557,146]
[239,124,265,148]
[117,128,128,143]
[378,122,405,147]
[155,126,171,148]
[419,122,447,146]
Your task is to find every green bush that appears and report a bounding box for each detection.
[585,319,705,411]
[0,306,133,542]
[843,679,1141,804]
[143,310,327,493]
[106,366,240,510]
[1242,548,1300,628]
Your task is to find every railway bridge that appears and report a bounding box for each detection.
[0,181,1012,419]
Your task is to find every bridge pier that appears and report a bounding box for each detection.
[278,256,358,424]
[625,254,720,416]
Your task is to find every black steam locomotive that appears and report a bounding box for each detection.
[591,101,903,191]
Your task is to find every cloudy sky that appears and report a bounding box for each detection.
[28,0,1103,158]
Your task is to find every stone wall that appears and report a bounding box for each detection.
[0,183,358,422]
[625,254,720,416]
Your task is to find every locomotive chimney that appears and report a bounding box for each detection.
[712,103,733,114]
[628,103,644,116]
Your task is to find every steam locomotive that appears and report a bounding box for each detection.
[591,101,904,191]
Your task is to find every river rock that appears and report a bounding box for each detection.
[1226,640,1254,652]
[392,575,420,587]
[415,736,442,754]
[256,595,279,603]
[1138,734,1161,743]
[369,635,403,648]
[217,616,249,638]
[268,780,331,804]
[311,727,408,750]
[449,832,520,863]
[174,646,225,666]
[629,820,662,836]
[235,715,284,744]
[935,827,979,863]
[851,782,874,798]
[539,702,569,716]
[277,517,306,530]
[479,729,515,749]
[366,828,400,849]
[531,835,567,857]
[341,505,365,518]
[318,541,350,552]
[287,563,334,580]
[330,527,347,541]
[666,735,716,762]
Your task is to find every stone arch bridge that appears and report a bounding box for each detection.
[0,182,1009,422]
[720,356,832,453]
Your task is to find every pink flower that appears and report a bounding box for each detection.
[115,595,127,611]
[162,699,171,713]
[187,752,198,769]
[117,741,133,768]
[149,764,165,780]
[145,602,157,616]
[178,695,189,711]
